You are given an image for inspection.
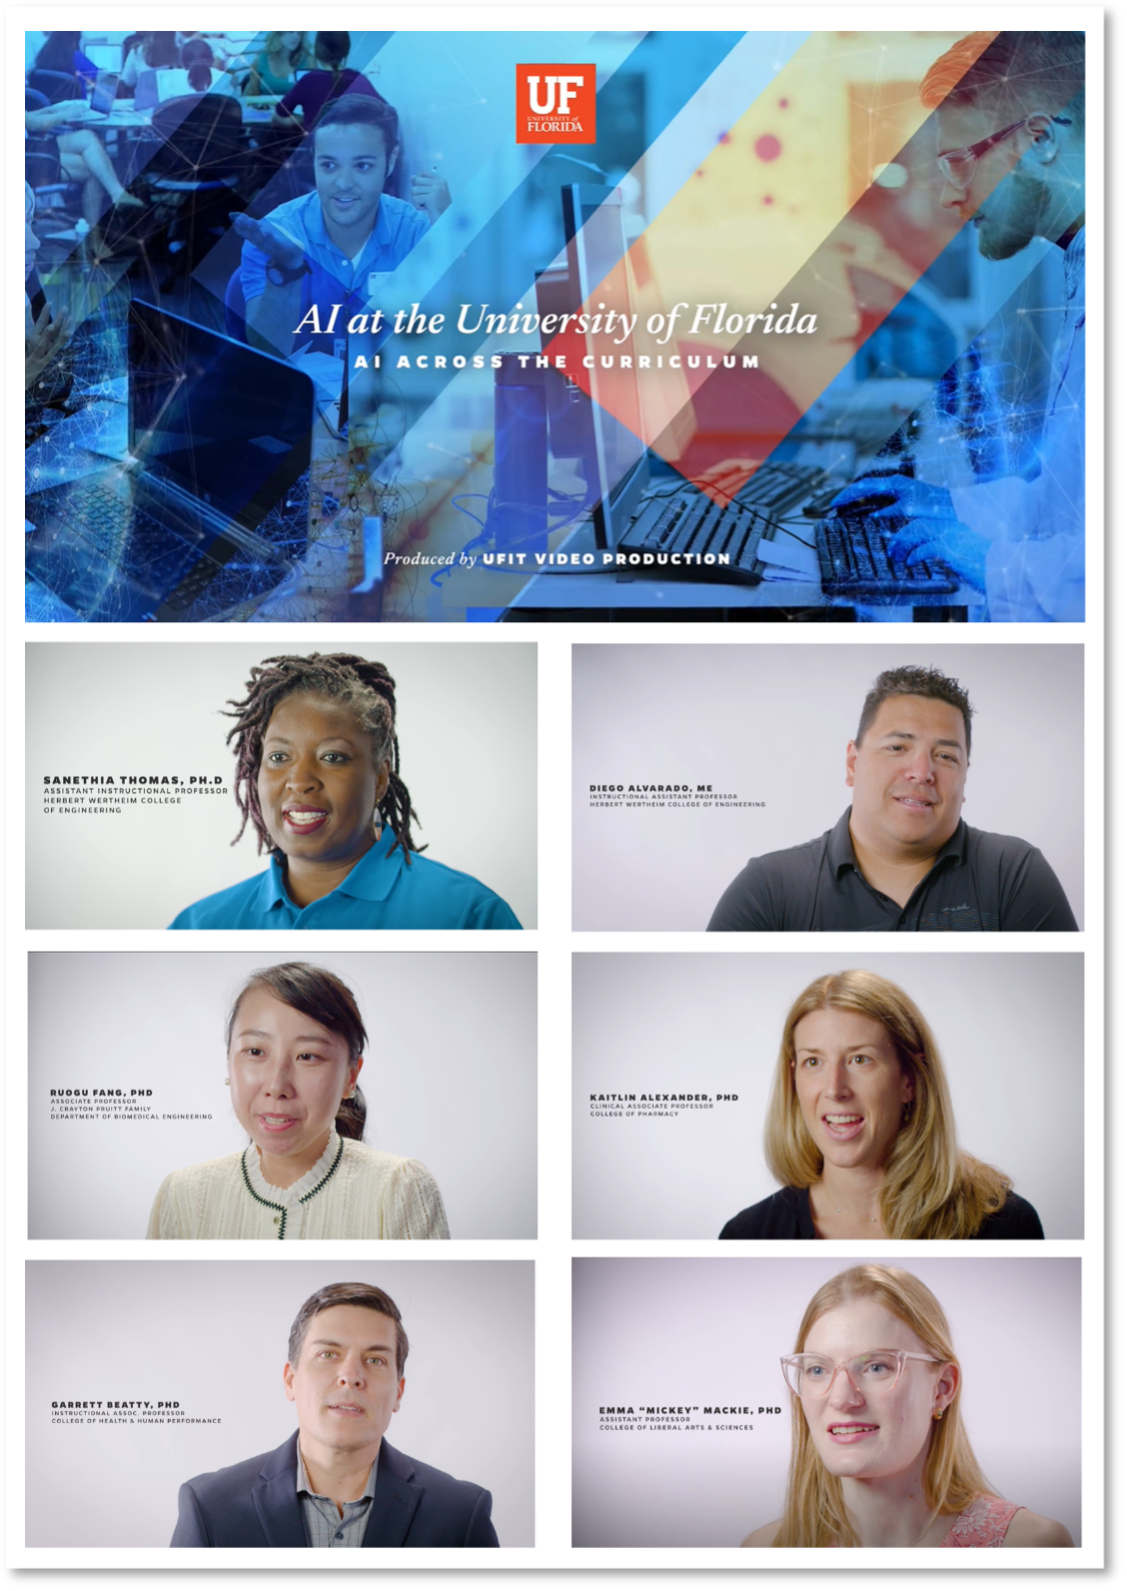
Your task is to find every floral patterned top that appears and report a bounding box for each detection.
[824,1497,1022,1549]
[939,1496,1022,1548]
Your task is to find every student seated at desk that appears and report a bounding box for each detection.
[231,94,448,360]
[177,40,239,97]
[119,30,179,88]
[244,30,311,97]
[271,31,382,127]
[25,102,143,221]
[132,43,240,104]
[31,32,98,96]
[176,32,235,72]
[24,182,72,404]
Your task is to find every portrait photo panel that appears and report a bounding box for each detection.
[26,1259,534,1548]
[572,643,1083,931]
[26,640,537,929]
[572,950,1083,1240]
[573,1256,1081,1548]
[29,950,537,1240]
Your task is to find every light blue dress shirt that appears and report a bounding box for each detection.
[239,190,429,355]
[168,828,521,930]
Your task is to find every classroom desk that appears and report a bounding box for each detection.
[54,95,280,129]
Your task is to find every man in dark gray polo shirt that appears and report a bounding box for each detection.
[707,665,1077,932]
[171,1282,499,1547]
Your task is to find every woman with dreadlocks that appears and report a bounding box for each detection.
[169,653,520,929]
[147,961,449,1240]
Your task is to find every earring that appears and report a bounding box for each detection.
[902,1100,913,1122]
[932,1407,945,1421]
[224,1078,230,1086]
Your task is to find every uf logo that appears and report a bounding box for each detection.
[527,74,585,115]
[516,63,596,144]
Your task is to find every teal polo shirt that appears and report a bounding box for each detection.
[168,829,521,930]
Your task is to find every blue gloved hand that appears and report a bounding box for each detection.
[832,475,988,590]
[830,474,957,523]
[886,520,989,592]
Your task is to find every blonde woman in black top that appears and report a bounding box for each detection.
[720,971,1042,1240]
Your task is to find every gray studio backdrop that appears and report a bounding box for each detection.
[573,1256,1081,1548]
[29,951,537,1239]
[26,1261,533,1548]
[572,952,1083,1239]
[26,642,537,929]
[572,644,1083,930]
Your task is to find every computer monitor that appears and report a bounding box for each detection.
[81,43,121,72]
[560,184,696,549]
[562,186,647,549]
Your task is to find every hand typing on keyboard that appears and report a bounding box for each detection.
[831,474,951,522]
[886,520,988,593]
[832,475,989,592]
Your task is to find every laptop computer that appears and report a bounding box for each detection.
[26,301,315,622]
[88,72,119,116]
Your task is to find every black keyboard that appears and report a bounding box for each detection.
[815,515,959,598]
[620,490,778,581]
[25,482,224,620]
[69,484,182,560]
[735,459,828,514]
[802,482,851,518]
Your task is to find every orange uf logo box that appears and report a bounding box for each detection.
[516,64,596,144]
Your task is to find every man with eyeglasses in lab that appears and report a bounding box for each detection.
[833,32,1086,623]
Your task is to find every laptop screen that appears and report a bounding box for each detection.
[90,72,118,116]
[127,301,315,537]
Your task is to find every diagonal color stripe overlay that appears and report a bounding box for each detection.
[547,31,1007,495]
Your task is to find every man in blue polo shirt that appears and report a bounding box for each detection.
[230,94,447,361]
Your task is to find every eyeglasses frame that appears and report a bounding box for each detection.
[780,1348,944,1400]
[937,113,1073,190]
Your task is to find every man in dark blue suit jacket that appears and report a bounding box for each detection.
[170,1281,498,1547]
[171,1430,498,1547]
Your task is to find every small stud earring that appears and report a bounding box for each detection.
[224,1078,230,1086]
[932,1407,945,1421]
